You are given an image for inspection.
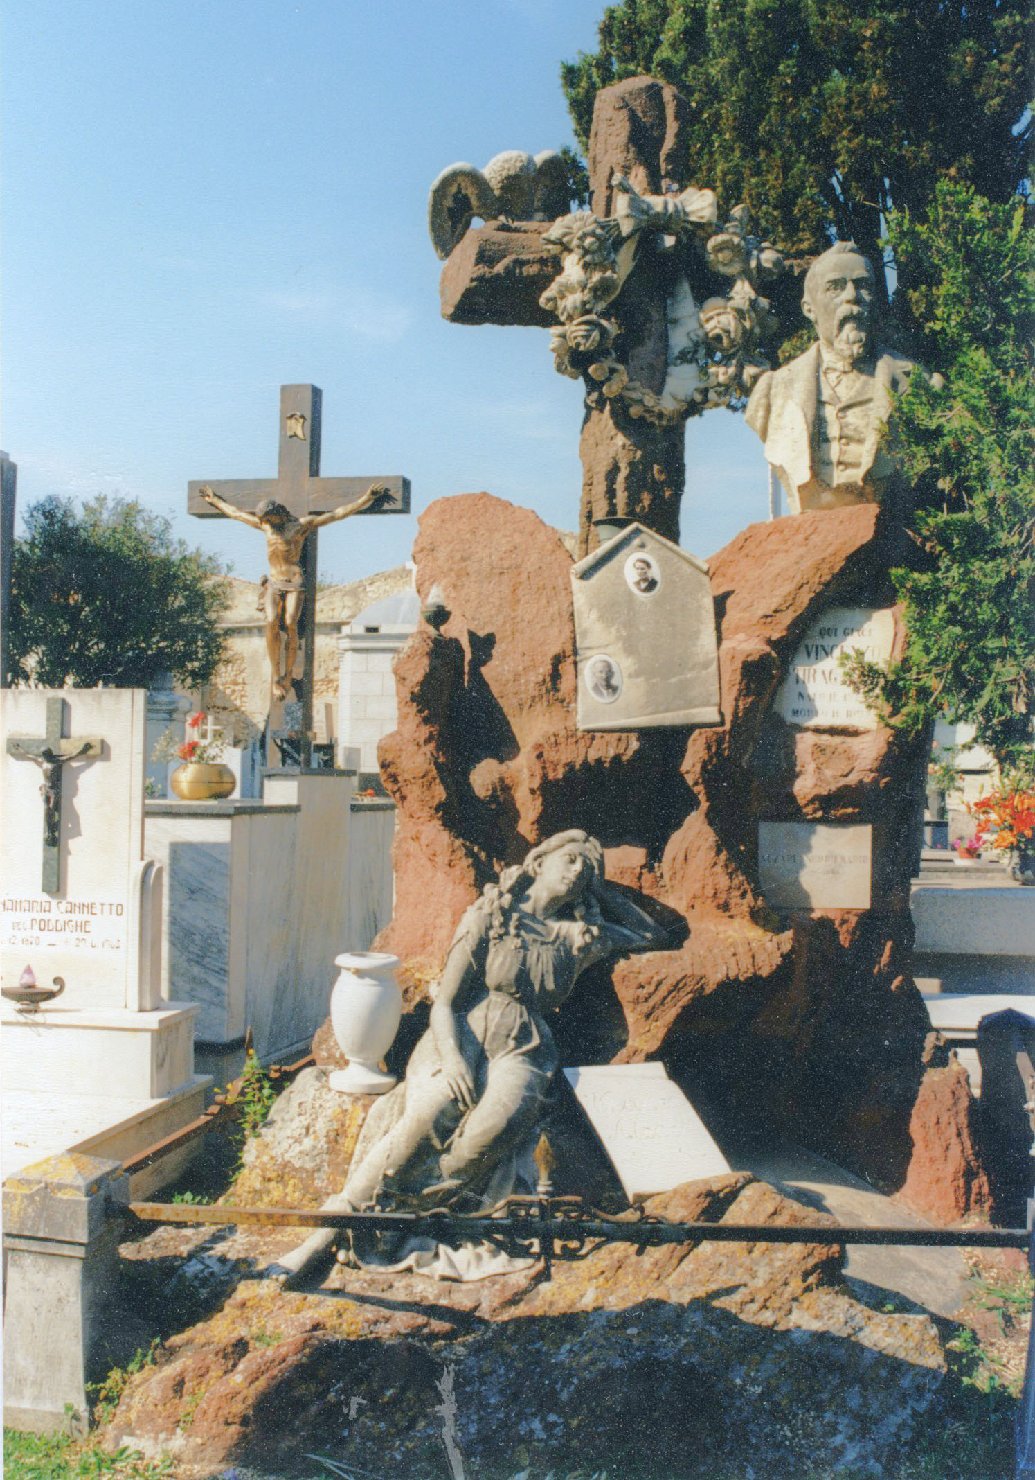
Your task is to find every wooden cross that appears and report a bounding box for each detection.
[188,384,410,765]
[6,696,103,893]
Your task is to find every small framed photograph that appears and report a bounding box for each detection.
[585,654,623,704]
[624,551,660,595]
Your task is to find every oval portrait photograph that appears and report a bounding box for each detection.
[624,550,660,595]
[585,653,623,704]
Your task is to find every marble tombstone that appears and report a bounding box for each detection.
[571,523,721,732]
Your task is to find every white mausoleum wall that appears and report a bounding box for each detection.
[337,586,420,776]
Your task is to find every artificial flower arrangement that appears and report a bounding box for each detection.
[152,710,226,766]
[970,786,1035,854]
[950,833,984,860]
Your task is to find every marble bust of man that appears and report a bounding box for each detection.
[746,241,929,514]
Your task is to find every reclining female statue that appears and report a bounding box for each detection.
[272,828,668,1283]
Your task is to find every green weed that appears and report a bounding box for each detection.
[3,1428,171,1479]
[230,1049,277,1144]
[87,1342,162,1427]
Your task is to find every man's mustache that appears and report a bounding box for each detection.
[836,304,869,331]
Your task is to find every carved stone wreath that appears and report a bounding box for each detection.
[539,181,785,427]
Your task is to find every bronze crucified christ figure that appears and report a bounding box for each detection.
[199,482,391,701]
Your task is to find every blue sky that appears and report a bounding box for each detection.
[2,0,770,586]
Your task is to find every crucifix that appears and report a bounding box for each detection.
[188,384,410,765]
[431,76,788,556]
[6,696,104,893]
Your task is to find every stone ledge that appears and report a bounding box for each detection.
[145,800,300,817]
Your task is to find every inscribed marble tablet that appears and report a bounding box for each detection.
[759,821,873,910]
[564,1062,731,1201]
[775,606,894,729]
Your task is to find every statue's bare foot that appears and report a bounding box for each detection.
[272,677,288,701]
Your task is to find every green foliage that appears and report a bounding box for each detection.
[169,1189,210,1205]
[558,145,591,209]
[561,1,1030,284]
[231,1048,277,1142]
[6,496,230,689]
[87,1342,162,1427]
[874,183,1034,768]
[3,1430,171,1480]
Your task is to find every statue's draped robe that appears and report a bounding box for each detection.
[343,898,609,1279]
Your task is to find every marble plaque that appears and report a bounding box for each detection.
[564,1062,731,1200]
[759,821,873,910]
[572,523,721,732]
[775,606,894,730]
[1,689,158,1012]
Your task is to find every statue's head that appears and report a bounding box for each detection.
[802,242,876,363]
[487,829,605,934]
[255,499,291,526]
[523,829,605,912]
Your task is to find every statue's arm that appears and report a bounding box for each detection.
[198,486,262,528]
[429,908,487,1110]
[588,877,670,954]
[309,483,390,530]
[744,370,773,443]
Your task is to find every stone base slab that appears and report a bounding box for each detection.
[1,1002,197,1100]
[3,1075,210,1191]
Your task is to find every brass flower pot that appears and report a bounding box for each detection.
[170,762,235,801]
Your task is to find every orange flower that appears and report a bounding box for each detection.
[187,712,205,729]
[969,788,1035,844]
[178,739,200,761]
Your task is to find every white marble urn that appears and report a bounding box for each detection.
[328,951,403,1095]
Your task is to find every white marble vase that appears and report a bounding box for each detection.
[328,951,402,1095]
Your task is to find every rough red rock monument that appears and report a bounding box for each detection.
[365,492,987,1222]
[321,76,988,1223]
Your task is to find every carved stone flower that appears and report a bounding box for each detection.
[706,231,749,277]
[549,326,580,380]
[566,315,612,354]
[753,243,784,278]
[699,297,746,352]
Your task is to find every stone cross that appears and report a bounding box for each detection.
[6,696,103,892]
[195,712,224,748]
[436,77,786,556]
[188,384,410,764]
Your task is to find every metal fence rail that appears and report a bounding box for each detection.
[128,1197,1029,1250]
[126,1194,1034,1478]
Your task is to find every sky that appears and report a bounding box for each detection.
[2,0,771,587]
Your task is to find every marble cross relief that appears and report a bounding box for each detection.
[6,697,104,893]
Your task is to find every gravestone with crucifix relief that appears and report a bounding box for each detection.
[188,383,409,762]
[432,75,787,555]
[6,697,104,893]
[1,688,207,1180]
